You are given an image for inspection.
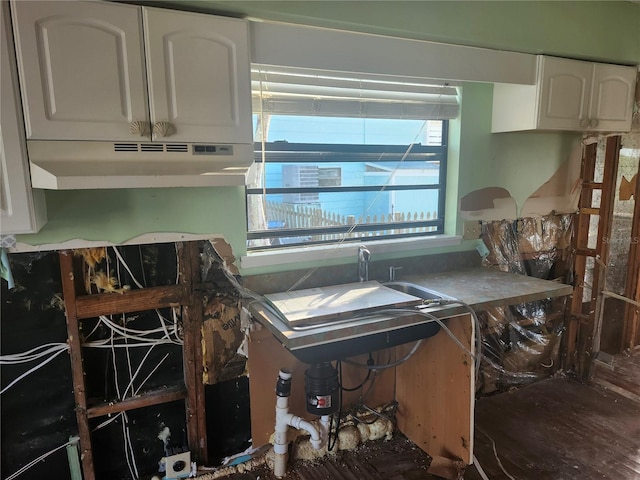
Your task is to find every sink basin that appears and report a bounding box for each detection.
[383,281,446,302]
[285,281,448,364]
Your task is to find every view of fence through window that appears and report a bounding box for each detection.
[246,116,448,250]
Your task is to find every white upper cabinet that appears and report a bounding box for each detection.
[143,7,252,143]
[10,1,252,144]
[11,1,148,141]
[1,1,46,234]
[492,56,638,133]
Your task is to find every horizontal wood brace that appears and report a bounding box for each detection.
[76,285,189,319]
[86,385,187,418]
[575,248,598,257]
[579,207,601,215]
[581,182,603,189]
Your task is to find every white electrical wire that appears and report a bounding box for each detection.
[99,315,178,339]
[121,344,157,399]
[108,327,139,480]
[92,351,171,433]
[0,343,69,364]
[473,454,491,480]
[83,339,176,349]
[0,346,69,395]
[478,428,518,480]
[5,440,73,480]
[112,246,144,289]
[330,299,482,380]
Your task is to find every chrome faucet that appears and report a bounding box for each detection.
[357,245,371,282]
[389,266,403,282]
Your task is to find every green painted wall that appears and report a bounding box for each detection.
[16,1,640,274]
[185,1,640,64]
[17,187,248,255]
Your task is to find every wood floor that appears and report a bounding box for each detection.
[205,374,640,480]
[465,376,640,480]
[592,349,640,403]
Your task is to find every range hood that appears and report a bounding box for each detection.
[27,140,256,190]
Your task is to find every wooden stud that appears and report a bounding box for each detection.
[622,157,640,350]
[75,284,188,319]
[59,250,95,480]
[180,242,208,464]
[59,241,210,479]
[584,136,620,376]
[87,385,187,418]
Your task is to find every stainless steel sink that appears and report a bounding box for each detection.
[282,281,448,364]
[383,281,446,302]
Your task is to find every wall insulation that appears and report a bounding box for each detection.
[477,214,574,394]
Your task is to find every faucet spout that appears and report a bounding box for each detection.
[358,245,371,282]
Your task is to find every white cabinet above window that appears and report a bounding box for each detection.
[492,56,638,133]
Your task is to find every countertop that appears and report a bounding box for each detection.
[247,267,573,353]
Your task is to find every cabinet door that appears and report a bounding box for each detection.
[11,1,149,141]
[1,1,46,234]
[537,56,592,130]
[143,7,253,144]
[589,63,636,131]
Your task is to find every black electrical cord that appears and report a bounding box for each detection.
[327,361,344,452]
[337,356,373,392]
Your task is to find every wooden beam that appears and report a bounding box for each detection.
[59,251,95,480]
[180,242,209,464]
[75,284,188,319]
[565,144,597,372]
[622,157,640,350]
[584,136,620,377]
[579,207,601,216]
[87,385,187,418]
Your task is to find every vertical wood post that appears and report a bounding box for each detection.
[180,242,208,464]
[59,250,95,480]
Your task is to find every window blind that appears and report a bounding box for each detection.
[252,66,460,120]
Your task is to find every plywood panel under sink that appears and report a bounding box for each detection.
[263,280,423,327]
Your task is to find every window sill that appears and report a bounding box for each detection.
[240,234,462,270]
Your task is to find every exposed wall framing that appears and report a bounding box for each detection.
[59,242,207,480]
[566,137,620,378]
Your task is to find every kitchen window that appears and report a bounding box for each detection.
[247,67,459,251]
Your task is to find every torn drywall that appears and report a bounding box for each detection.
[202,297,245,384]
[459,187,518,221]
[521,142,582,217]
[620,173,638,200]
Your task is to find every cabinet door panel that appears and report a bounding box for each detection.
[1,1,46,233]
[11,1,148,141]
[538,57,592,130]
[144,7,252,144]
[590,64,636,130]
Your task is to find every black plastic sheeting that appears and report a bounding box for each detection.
[1,252,75,480]
[477,214,574,395]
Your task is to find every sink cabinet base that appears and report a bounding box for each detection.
[248,313,474,466]
[396,313,475,464]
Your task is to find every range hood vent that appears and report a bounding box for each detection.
[27,140,255,190]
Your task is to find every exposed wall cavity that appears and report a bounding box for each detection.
[1,240,251,479]
[476,214,574,394]
[201,240,246,385]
